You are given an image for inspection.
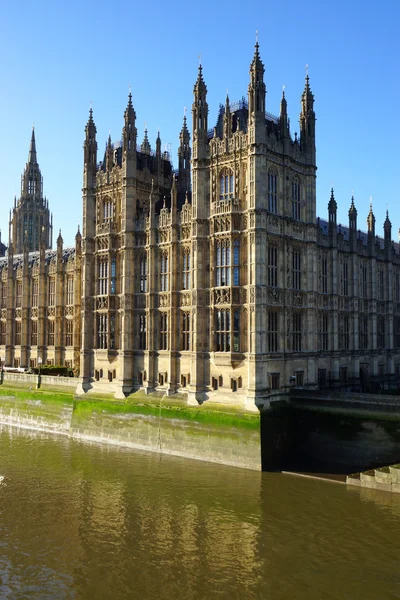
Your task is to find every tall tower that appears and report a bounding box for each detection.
[10,128,52,254]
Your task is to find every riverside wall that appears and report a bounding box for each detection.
[0,393,262,471]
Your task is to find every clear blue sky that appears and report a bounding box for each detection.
[1,0,399,247]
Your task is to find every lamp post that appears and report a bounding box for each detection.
[0,356,4,385]
[37,357,42,389]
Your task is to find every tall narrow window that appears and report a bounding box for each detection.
[182,312,190,351]
[378,316,385,349]
[395,271,400,303]
[182,249,191,290]
[340,316,350,350]
[65,319,73,346]
[268,246,278,287]
[1,284,7,309]
[15,321,22,345]
[233,240,240,286]
[66,277,74,306]
[160,252,169,292]
[31,279,39,307]
[359,316,368,350]
[110,258,116,294]
[233,310,240,352]
[378,266,384,300]
[48,279,55,306]
[97,314,108,349]
[292,179,301,220]
[16,281,22,308]
[321,256,328,294]
[341,259,348,296]
[216,309,230,352]
[140,254,147,293]
[219,169,234,201]
[47,320,55,346]
[216,240,231,286]
[267,311,278,352]
[320,314,329,351]
[293,313,302,352]
[103,199,113,221]
[268,171,277,214]
[139,314,147,350]
[109,314,115,349]
[0,321,6,345]
[292,250,301,290]
[159,313,168,350]
[98,259,109,295]
[360,263,367,298]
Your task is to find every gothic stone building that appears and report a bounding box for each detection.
[1,43,400,406]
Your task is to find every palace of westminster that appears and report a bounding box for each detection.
[1,43,399,406]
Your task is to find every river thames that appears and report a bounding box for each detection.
[0,424,399,599]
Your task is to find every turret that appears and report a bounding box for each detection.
[83,108,97,186]
[56,229,63,261]
[122,92,137,155]
[300,69,316,158]
[156,131,162,173]
[328,188,337,225]
[223,94,232,139]
[192,64,208,153]
[348,195,357,230]
[367,200,375,237]
[384,209,392,258]
[279,88,289,139]
[106,134,113,172]
[178,111,191,199]
[248,40,266,120]
[141,128,151,155]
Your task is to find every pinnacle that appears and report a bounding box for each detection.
[28,127,37,164]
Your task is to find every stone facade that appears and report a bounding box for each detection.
[1,43,400,406]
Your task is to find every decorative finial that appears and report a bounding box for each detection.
[198,54,202,67]
[370,196,373,210]
[128,82,131,94]
[305,64,309,77]
[184,106,187,117]
[256,29,258,44]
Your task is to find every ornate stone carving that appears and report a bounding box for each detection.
[215,288,230,305]
[96,296,108,310]
[267,288,280,305]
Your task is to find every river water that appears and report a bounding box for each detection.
[0,425,399,599]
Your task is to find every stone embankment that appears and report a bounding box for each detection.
[347,464,400,493]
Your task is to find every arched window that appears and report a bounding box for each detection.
[292,178,301,220]
[219,169,234,202]
[140,253,147,293]
[268,170,277,214]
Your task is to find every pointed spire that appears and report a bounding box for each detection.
[85,106,97,140]
[301,66,315,113]
[384,207,392,238]
[328,188,337,224]
[367,198,375,234]
[141,128,151,154]
[28,127,37,164]
[348,194,357,230]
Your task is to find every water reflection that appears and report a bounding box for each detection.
[0,425,399,599]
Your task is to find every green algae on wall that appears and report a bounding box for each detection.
[0,392,261,471]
